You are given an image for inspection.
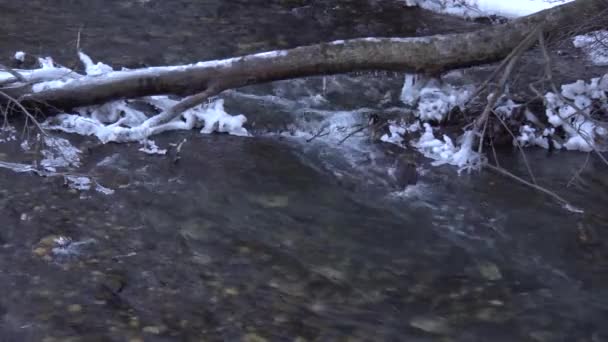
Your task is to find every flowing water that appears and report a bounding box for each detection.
[1,1,608,341]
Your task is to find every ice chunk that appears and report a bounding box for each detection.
[542,75,608,152]
[189,99,249,137]
[65,175,92,191]
[413,123,481,172]
[380,122,407,145]
[401,76,472,122]
[139,139,167,155]
[400,74,422,106]
[41,136,81,170]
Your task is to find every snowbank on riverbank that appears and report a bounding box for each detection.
[403,0,573,18]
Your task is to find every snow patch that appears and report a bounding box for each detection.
[400,75,472,121]
[381,121,421,145]
[0,125,17,143]
[40,136,81,171]
[414,123,481,172]
[139,139,167,155]
[542,75,608,152]
[14,51,25,62]
[78,51,113,76]
[194,99,249,136]
[64,175,115,195]
[573,30,608,66]
[403,0,573,18]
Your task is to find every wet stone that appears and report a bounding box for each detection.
[224,287,239,296]
[142,326,164,335]
[67,304,82,313]
[242,333,268,342]
[528,330,557,342]
[252,194,289,208]
[478,262,502,281]
[409,315,451,335]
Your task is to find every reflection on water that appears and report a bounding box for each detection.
[0,0,607,341]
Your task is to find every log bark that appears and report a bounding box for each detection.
[2,0,606,112]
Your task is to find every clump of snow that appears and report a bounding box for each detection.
[0,125,17,143]
[400,75,472,122]
[78,52,113,76]
[40,136,81,171]
[65,175,91,191]
[381,120,421,145]
[494,98,520,118]
[30,57,80,92]
[414,123,481,172]
[403,0,573,18]
[51,235,96,257]
[20,140,31,151]
[139,139,167,155]
[14,51,25,62]
[381,123,407,145]
[75,100,147,126]
[506,74,607,152]
[541,75,608,152]
[573,30,608,66]
[193,99,249,136]
[64,175,115,195]
[515,125,551,149]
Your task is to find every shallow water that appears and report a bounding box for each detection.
[1,1,608,341]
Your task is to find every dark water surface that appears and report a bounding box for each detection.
[1,1,608,341]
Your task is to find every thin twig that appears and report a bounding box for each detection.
[491,109,537,184]
[567,152,591,188]
[484,163,576,210]
[338,121,387,145]
[0,91,47,136]
[490,136,500,168]
[306,126,329,142]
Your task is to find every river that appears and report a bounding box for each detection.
[1,0,607,341]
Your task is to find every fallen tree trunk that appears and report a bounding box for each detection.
[1,0,605,112]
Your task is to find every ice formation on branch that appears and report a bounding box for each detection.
[43,98,249,143]
[395,70,606,171]
[24,52,251,144]
[400,74,471,122]
[415,123,481,172]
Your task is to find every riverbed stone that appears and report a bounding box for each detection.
[243,333,268,342]
[478,262,502,281]
[409,315,451,335]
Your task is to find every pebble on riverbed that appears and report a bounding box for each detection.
[477,261,502,281]
[32,235,63,261]
[242,333,268,342]
[409,315,451,335]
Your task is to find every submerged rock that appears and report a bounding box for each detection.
[394,155,418,187]
[409,315,451,335]
[478,262,502,281]
[252,194,289,208]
